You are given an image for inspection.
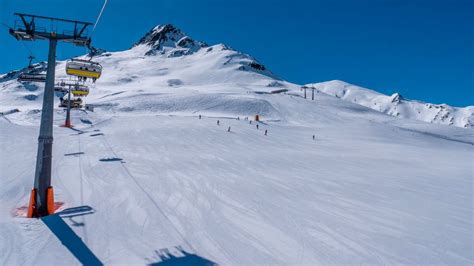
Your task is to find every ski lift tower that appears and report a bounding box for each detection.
[9,13,92,217]
[28,55,34,67]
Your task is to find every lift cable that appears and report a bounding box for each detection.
[0,21,11,29]
[20,41,34,57]
[90,0,108,38]
[1,20,36,61]
[0,1,11,29]
[86,0,109,59]
[1,7,36,62]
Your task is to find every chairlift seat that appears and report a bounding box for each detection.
[66,59,102,79]
[17,73,46,82]
[71,86,90,97]
[60,98,83,108]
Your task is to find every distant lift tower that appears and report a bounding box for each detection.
[9,13,92,217]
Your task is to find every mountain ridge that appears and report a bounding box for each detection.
[1,23,472,128]
[306,80,473,128]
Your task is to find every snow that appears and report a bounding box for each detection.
[307,80,474,128]
[1,24,473,265]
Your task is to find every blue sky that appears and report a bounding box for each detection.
[1,0,473,106]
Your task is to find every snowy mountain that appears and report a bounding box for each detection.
[133,24,208,56]
[306,80,474,128]
[0,24,282,115]
[0,61,47,83]
[1,25,471,128]
[1,24,473,265]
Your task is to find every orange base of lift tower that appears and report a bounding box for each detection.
[62,120,73,128]
[26,186,55,218]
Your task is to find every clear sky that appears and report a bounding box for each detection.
[1,0,473,106]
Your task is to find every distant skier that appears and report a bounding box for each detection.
[249,121,252,124]
[256,124,259,129]
[228,126,231,132]
[313,135,315,140]
[265,129,268,136]
[199,114,202,119]
[217,120,220,126]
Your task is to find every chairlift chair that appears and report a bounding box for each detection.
[71,85,89,97]
[17,73,46,83]
[59,98,83,108]
[54,86,68,98]
[66,59,102,82]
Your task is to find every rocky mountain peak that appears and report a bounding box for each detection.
[133,24,207,56]
[390,93,403,104]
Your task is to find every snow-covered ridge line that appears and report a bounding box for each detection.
[306,80,473,128]
[133,24,208,56]
[1,23,470,128]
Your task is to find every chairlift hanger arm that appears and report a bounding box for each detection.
[18,14,31,32]
[76,24,88,38]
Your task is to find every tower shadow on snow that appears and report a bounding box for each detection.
[41,206,102,265]
[57,205,95,218]
[64,152,85,156]
[99,157,123,162]
[58,205,96,227]
[148,246,216,266]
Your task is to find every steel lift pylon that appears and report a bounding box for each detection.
[9,13,92,217]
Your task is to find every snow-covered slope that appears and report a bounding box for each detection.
[1,24,285,117]
[1,24,473,265]
[306,80,474,128]
[2,24,471,129]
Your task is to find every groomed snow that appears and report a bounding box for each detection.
[1,90,473,265]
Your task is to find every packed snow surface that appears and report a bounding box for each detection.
[1,24,473,265]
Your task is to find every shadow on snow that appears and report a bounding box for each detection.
[148,246,216,266]
[41,206,102,266]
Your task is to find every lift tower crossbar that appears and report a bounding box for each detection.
[10,13,92,46]
[9,13,93,217]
